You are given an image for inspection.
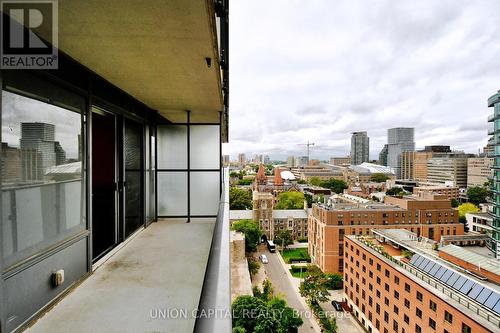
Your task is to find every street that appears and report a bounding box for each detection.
[257,246,319,333]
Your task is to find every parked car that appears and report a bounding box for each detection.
[331,300,343,311]
[260,254,269,264]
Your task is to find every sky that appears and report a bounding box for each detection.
[223,0,500,161]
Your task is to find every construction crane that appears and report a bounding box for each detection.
[297,141,315,161]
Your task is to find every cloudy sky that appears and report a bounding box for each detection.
[223,0,500,161]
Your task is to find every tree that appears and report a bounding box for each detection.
[274,230,293,249]
[230,187,252,210]
[247,257,260,276]
[238,178,254,186]
[451,198,459,208]
[232,292,303,333]
[370,173,390,182]
[467,186,490,205]
[304,193,313,208]
[232,219,262,252]
[299,265,331,304]
[232,327,246,333]
[230,171,239,178]
[253,279,274,301]
[320,178,347,194]
[275,192,305,209]
[386,187,406,196]
[457,202,480,218]
[309,177,322,186]
[297,179,307,184]
[324,273,343,290]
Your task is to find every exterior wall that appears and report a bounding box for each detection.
[488,90,500,258]
[427,157,468,188]
[387,128,415,178]
[400,151,415,180]
[330,157,351,166]
[230,231,253,300]
[413,186,459,200]
[351,132,369,165]
[308,200,463,273]
[414,151,434,181]
[253,191,274,238]
[467,157,493,187]
[344,237,492,333]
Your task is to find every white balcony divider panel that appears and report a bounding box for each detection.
[157,123,220,218]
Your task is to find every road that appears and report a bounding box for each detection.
[259,248,318,333]
[320,290,364,333]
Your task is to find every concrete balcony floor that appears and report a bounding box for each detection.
[26,218,215,333]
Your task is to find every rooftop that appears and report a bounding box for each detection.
[229,210,253,220]
[440,245,500,276]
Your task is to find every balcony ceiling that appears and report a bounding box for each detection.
[44,0,223,123]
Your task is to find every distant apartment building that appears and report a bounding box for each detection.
[378,144,388,166]
[308,193,463,273]
[351,131,369,165]
[467,157,493,187]
[291,165,344,181]
[427,153,471,188]
[488,89,500,258]
[400,151,415,180]
[1,143,21,183]
[295,156,309,167]
[222,154,230,166]
[263,155,270,164]
[238,153,246,166]
[387,127,415,179]
[330,156,351,166]
[287,156,296,167]
[413,185,460,200]
[344,229,499,333]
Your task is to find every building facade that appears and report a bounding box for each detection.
[378,144,388,166]
[427,154,470,188]
[488,89,500,258]
[351,132,369,165]
[413,185,460,200]
[308,194,463,273]
[344,230,498,333]
[467,157,493,187]
[387,127,415,179]
[330,156,351,166]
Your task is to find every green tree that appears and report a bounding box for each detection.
[304,193,313,208]
[230,171,239,178]
[467,186,490,205]
[309,177,322,186]
[247,257,260,276]
[299,265,331,304]
[324,273,343,290]
[457,202,480,218]
[232,327,246,333]
[451,198,459,208]
[238,178,254,185]
[253,279,274,301]
[275,192,305,209]
[297,179,307,184]
[230,187,252,210]
[386,187,406,196]
[274,230,293,249]
[320,178,347,194]
[370,173,390,182]
[232,219,262,252]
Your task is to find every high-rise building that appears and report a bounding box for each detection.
[350,131,369,165]
[387,127,415,178]
[467,157,493,187]
[378,144,388,166]
[427,153,471,188]
[488,89,500,258]
[222,155,230,166]
[263,155,270,164]
[400,151,415,180]
[238,153,246,166]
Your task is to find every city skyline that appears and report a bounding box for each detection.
[224,0,500,160]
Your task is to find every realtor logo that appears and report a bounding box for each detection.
[1,0,58,69]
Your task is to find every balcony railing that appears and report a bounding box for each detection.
[193,168,231,333]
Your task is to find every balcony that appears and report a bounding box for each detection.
[26,172,230,333]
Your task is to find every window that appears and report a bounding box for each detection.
[384,311,389,323]
[416,291,422,301]
[385,283,389,292]
[385,269,390,278]
[393,320,399,332]
[429,318,436,330]
[394,276,399,285]
[394,290,399,300]
[415,324,421,333]
[1,86,85,268]
[369,296,373,306]
[376,319,380,329]
[376,290,381,298]
[404,314,409,324]
[384,297,389,306]
[404,299,410,308]
[393,305,399,315]
[461,323,471,333]
[429,300,437,312]
[376,304,380,314]
[377,263,381,271]
[416,308,422,318]
[444,310,453,324]
[369,271,373,278]
[377,277,381,285]
[369,258,373,265]
[404,283,411,292]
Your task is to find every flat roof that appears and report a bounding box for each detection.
[229,210,253,220]
[440,244,500,276]
[273,210,308,219]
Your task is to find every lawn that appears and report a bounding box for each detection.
[281,248,311,264]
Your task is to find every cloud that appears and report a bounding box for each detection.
[224,0,500,161]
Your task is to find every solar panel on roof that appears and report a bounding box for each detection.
[439,270,453,283]
[418,258,430,270]
[493,298,500,315]
[452,276,467,290]
[434,266,448,279]
[429,264,440,276]
[476,288,493,304]
[445,272,460,286]
[414,255,424,267]
[468,284,484,299]
[423,261,436,272]
[409,254,420,265]
[484,292,500,310]
[459,280,476,294]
